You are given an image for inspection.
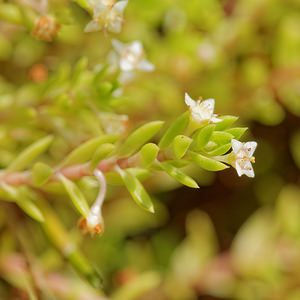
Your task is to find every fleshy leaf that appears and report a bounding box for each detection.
[214,115,238,131]
[158,161,199,188]
[189,151,228,171]
[172,135,192,159]
[90,143,115,171]
[211,131,233,145]
[105,168,150,185]
[118,121,164,158]
[33,162,54,186]
[206,143,232,156]
[59,174,90,217]
[61,134,119,167]
[226,127,248,139]
[117,167,154,213]
[139,143,159,168]
[191,124,215,151]
[7,135,53,172]
[158,112,189,149]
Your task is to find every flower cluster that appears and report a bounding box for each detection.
[185,94,257,178]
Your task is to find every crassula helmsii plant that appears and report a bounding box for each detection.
[0,0,259,297]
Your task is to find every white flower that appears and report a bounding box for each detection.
[112,39,155,72]
[185,93,221,124]
[231,139,257,178]
[84,0,128,33]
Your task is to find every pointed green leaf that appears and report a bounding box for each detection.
[61,134,119,167]
[59,174,90,217]
[139,143,159,168]
[206,143,232,156]
[172,135,192,159]
[158,112,189,149]
[7,135,53,172]
[191,124,215,151]
[189,151,228,171]
[72,57,88,83]
[211,131,233,145]
[158,161,199,188]
[214,115,238,131]
[15,197,44,223]
[118,121,164,158]
[90,143,115,171]
[117,167,154,213]
[226,127,248,139]
[32,162,53,186]
[106,168,150,185]
[0,183,44,222]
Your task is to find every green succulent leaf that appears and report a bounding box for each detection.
[191,124,215,151]
[189,151,229,171]
[61,134,119,167]
[33,162,54,186]
[158,161,199,188]
[90,143,115,171]
[214,116,238,131]
[1,183,44,222]
[139,143,159,168]
[211,131,233,145]
[7,135,54,172]
[158,111,189,149]
[206,143,232,156]
[118,121,164,158]
[106,168,150,185]
[172,135,192,159]
[59,174,90,217]
[226,127,248,139]
[117,167,154,213]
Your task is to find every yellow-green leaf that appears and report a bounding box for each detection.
[226,127,248,139]
[90,143,115,171]
[117,167,154,213]
[158,161,199,188]
[139,143,159,168]
[7,135,53,172]
[59,174,90,217]
[214,116,238,131]
[158,112,189,149]
[33,162,53,186]
[189,151,228,171]
[61,134,119,167]
[172,135,192,159]
[118,121,164,158]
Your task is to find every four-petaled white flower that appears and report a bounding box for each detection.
[185,93,221,124]
[231,139,257,178]
[84,0,128,33]
[112,39,155,72]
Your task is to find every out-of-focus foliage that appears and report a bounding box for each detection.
[0,0,300,299]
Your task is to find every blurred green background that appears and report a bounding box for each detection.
[1,0,300,299]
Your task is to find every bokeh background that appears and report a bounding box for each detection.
[1,0,300,299]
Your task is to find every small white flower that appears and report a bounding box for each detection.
[185,93,221,124]
[84,0,128,33]
[112,39,155,72]
[231,139,257,178]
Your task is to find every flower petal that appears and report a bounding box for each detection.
[199,98,215,116]
[94,3,107,16]
[112,39,124,53]
[137,59,155,72]
[235,161,243,177]
[113,0,128,14]
[231,139,243,154]
[120,58,134,71]
[128,41,143,57]
[243,161,255,178]
[185,93,196,108]
[244,141,257,157]
[107,19,122,33]
[84,21,102,32]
